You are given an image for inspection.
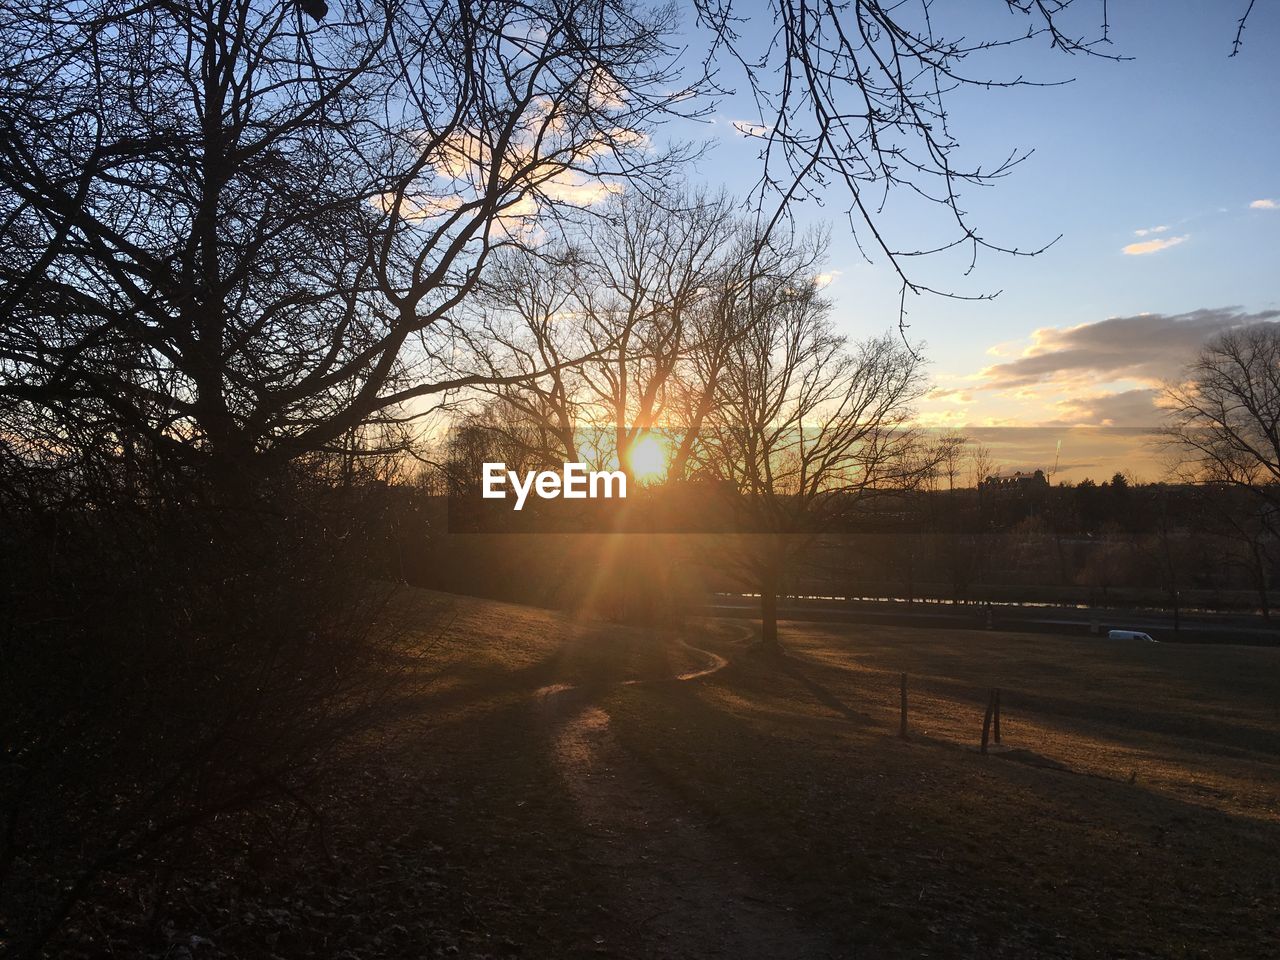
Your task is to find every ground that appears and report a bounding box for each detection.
[81,587,1280,959]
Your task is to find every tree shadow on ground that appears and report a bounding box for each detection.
[604,651,1280,960]
[776,652,877,725]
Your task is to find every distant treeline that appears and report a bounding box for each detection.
[358,473,1278,618]
[837,473,1244,535]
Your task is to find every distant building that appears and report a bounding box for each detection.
[981,469,1048,491]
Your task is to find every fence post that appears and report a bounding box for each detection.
[899,673,908,739]
[981,689,994,755]
[993,688,1002,745]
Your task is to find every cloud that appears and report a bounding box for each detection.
[586,66,626,110]
[925,309,1280,479]
[1132,225,1170,237]
[985,340,1019,358]
[813,270,841,289]
[540,175,624,206]
[731,120,771,138]
[374,102,640,241]
[373,193,463,220]
[978,307,1280,391]
[1044,388,1164,427]
[925,386,974,404]
[1122,234,1188,255]
[1250,198,1278,210]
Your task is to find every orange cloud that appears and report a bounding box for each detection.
[1122,235,1187,256]
[976,308,1278,391]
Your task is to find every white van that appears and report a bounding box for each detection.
[1108,629,1156,642]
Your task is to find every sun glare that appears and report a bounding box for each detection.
[626,434,669,484]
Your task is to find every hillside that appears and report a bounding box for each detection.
[67,588,1280,959]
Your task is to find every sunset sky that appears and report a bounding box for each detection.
[671,0,1280,481]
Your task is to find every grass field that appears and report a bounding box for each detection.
[131,588,1279,959]
[604,622,1280,958]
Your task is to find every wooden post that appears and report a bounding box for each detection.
[993,688,1002,745]
[899,673,908,739]
[981,689,994,755]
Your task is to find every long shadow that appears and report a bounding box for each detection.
[776,652,876,725]
[606,667,1280,960]
[406,621,699,719]
[806,624,1280,708]
[788,642,1280,763]
[409,650,567,713]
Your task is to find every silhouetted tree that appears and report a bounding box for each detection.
[0,0,686,499]
[696,290,933,651]
[1164,324,1280,507]
[1163,326,1280,617]
[0,2,688,951]
[473,189,825,479]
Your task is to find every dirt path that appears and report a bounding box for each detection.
[537,633,835,959]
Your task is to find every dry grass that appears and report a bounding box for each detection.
[78,589,1278,959]
[605,622,1280,958]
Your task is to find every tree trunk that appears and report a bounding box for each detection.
[1251,540,1271,621]
[760,585,779,653]
[760,549,782,654]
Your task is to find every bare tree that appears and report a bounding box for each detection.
[571,189,735,475]
[0,3,694,950]
[1163,324,1280,504]
[693,1,1265,319]
[472,189,824,480]
[1212,496,1276,620]
[693,0,1120,309]
[969,442,997,489]
[467,245,594,467]
[0,0,690,498]
[665,224,825,479]
[1163,323,1280,617]
[4,0,1263,498]
[695,285,932,651]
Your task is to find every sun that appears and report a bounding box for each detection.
[626,433,670,484]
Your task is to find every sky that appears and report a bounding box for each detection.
[663,0,1280,482]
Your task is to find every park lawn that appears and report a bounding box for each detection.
[72,589,1279,959]
[604,621,1280,959]
[64,590,703,959]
